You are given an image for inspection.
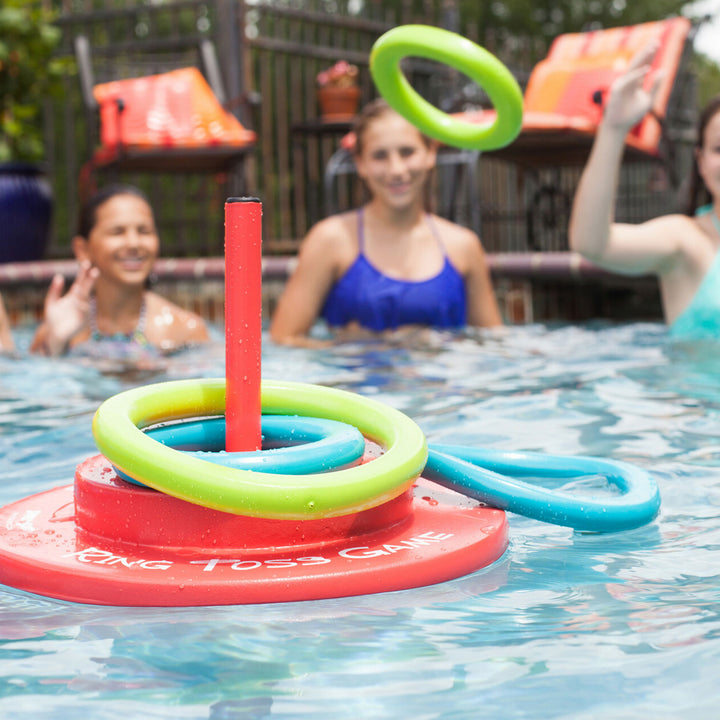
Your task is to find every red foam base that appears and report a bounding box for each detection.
[0,455,508,606]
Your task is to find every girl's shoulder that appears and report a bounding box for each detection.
[640,212,701,235]
[299,211,358,263]
[144,291,209,345]
[307,210,357,241]
[427,213,478,244]
[432,215,483,264]
[145,290,205,322]
[642,212,713,254]
[428,214,485,267]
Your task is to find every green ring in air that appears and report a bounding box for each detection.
[370,24,523,150]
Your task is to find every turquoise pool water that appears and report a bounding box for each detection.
[1,322,719,719]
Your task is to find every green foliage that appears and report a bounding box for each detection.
[694,51,720,108]
[0,0,72,162]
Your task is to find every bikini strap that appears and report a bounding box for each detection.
[356,208,365,253]
[424,213,447,258]
[89,295,148,342]
[358,209,446,257]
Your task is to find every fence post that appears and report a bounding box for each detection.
[441,0,459,33]
[216,0,242,122]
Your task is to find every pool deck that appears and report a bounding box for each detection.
[0,252,662,327]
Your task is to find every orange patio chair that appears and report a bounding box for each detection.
[493,16,694,168]
[75,34,257,199]
[476,17,696,250]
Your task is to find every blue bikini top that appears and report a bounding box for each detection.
[669,206,720,340]
[321,209,466,331]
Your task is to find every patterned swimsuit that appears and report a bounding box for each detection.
[81,296,158,361]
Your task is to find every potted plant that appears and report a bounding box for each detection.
[0,0,69,263]
[316,60,361,121]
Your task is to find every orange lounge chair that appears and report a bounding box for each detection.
[93,67,256,162]
[75,35,257,196]
[489,17,693,167]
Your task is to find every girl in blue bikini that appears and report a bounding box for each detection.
[270,99,503,346]
[569,43,720,339]
[31,185,209,357]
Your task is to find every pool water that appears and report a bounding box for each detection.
[1,322,719,719]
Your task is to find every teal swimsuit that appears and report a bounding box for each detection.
[669,206,720,340]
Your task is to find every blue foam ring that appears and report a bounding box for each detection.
[114,415,366,487]
[425,444,661,532]
[113,414,660,532]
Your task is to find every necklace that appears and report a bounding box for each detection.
[89,296,149,346]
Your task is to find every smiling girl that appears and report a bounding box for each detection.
[270,99,502,346]
[569,43,720,339]
[31,185,209,356]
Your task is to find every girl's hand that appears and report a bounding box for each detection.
[41,261,99,355]
[604,42,665,132]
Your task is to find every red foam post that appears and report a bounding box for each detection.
[224,197,262,451]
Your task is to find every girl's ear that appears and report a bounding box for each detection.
[71,235,90,263]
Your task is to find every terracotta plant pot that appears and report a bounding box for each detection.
[317,85,361,121]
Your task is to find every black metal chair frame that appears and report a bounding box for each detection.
[324,145,482,235]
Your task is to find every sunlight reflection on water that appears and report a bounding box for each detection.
[0,321,719,719]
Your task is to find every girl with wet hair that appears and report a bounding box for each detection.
[271,99,502,346]
[31,184,209,356]
[570,44,720,339]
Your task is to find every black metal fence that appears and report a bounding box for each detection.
[45,0,696,261]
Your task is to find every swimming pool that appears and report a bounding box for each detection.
[1,322,719,719]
